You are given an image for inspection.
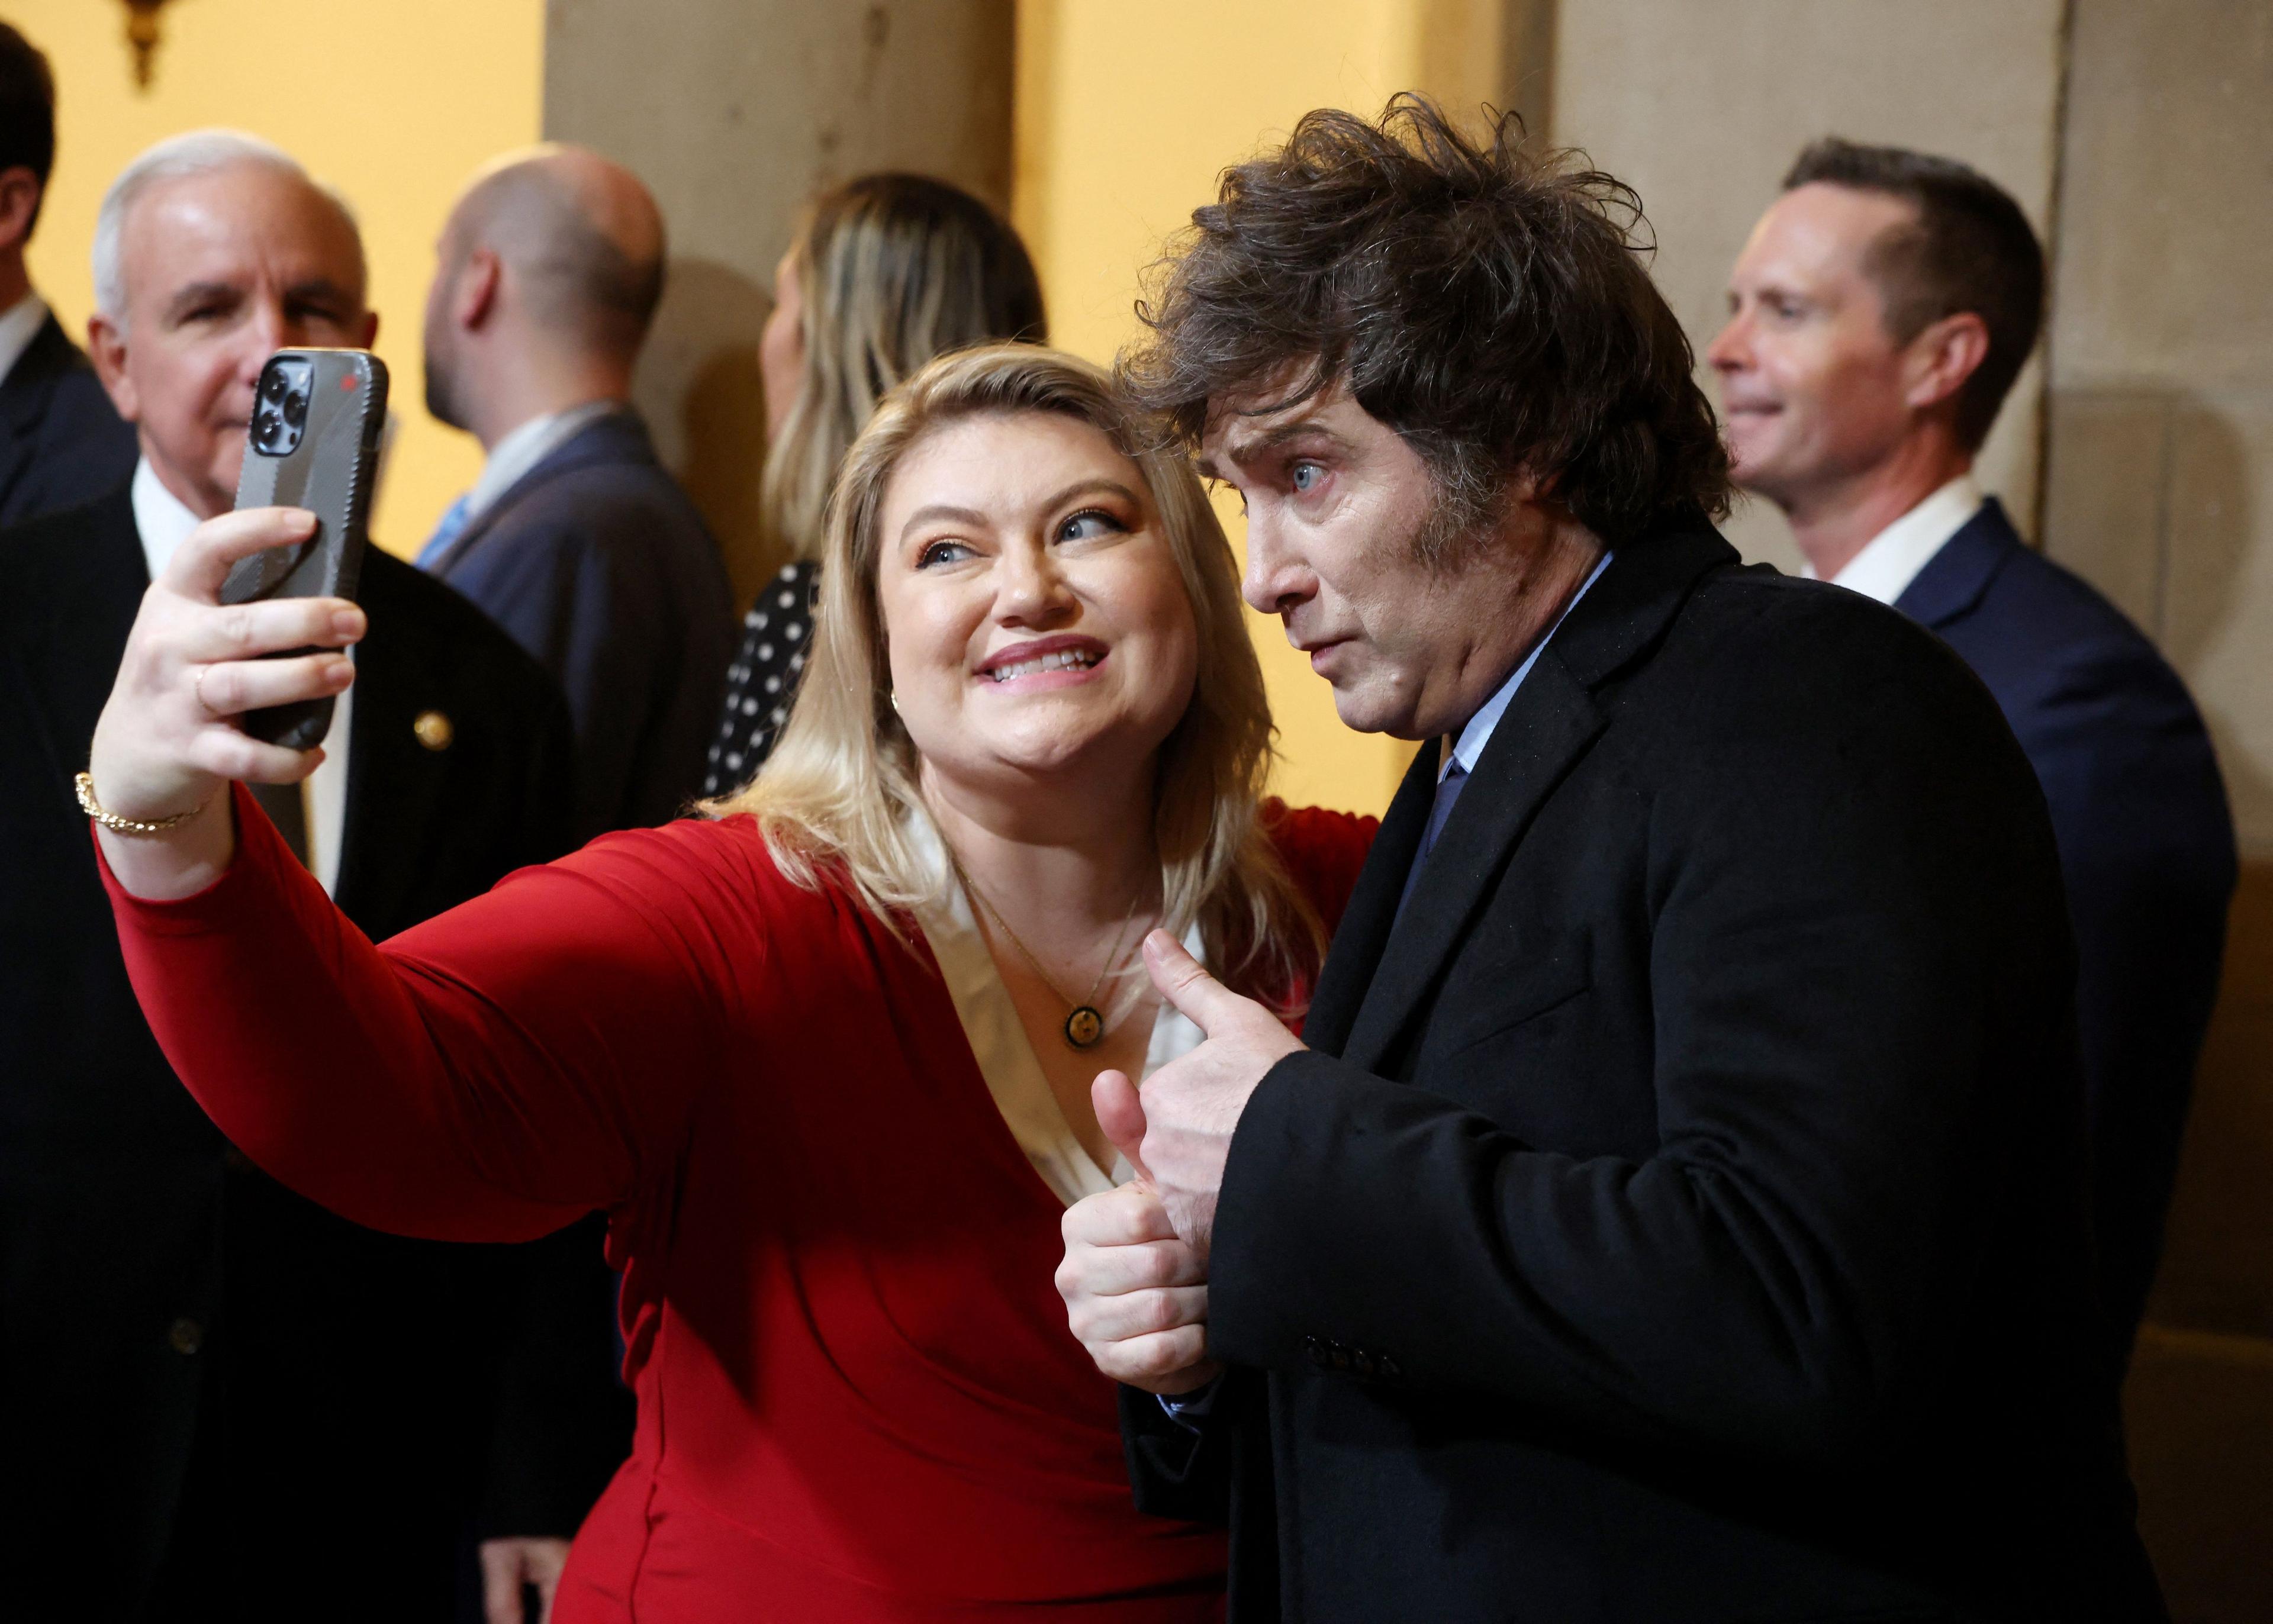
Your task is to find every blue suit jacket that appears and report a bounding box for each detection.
[1895,498,2236,1358]
[433,410,735,840]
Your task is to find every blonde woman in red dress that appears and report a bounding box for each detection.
[81,344,1373,1622]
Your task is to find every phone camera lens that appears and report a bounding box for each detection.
[261,370,289,404]
[282,391,307,428]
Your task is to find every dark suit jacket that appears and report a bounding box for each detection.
[431,410,734,840]
[1125,525,2162,1622]
[1894,500,2236,1358]
[0,487,632,1622]
[0,312,138,529]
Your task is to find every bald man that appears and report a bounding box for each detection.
[418,146,733,839]
[0,132,629,1622]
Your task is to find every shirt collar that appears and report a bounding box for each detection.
[1813,472,1985,606]
[1441,549,1614,781]
[0,289,48,388]
[465,399,620,523]
[131,456,206,584]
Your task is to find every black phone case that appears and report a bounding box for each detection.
[221,349,388,750]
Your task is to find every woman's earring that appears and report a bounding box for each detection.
[888,691,900,714]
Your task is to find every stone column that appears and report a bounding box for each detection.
[542,0,1016,606]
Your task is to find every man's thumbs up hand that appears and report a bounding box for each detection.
[1113,930,1305,1261]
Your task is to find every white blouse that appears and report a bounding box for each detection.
[907,820,1205,1207]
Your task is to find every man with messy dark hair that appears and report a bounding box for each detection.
[1056,98,2163,1622]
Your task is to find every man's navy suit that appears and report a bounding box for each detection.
[1123,523,2162,1622]
[0,488,632,1621]
[1894,499,2236,1359]
[0,312,137,528]
[429,410,735,840]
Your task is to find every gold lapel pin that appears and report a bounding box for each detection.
[412,710,454,752]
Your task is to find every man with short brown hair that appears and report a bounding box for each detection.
[1711,138,2235,1372]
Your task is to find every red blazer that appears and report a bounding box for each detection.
[99,788,1374,1622]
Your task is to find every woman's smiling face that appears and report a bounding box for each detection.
[874,409,1200,798]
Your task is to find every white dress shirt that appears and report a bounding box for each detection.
[1809,473,1986,607]
[0,289,49,388]
[907,817,1204,1207]
[133,459,350,895]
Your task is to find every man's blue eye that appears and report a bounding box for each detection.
[1292,463,1323,492]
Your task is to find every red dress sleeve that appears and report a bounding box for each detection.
[96,782,741,1243]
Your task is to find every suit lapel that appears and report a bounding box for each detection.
[430,411,649,578]
[1339,656,1606,1071]
[1301,744,1438,1056]
[1891,498,2019,631]
[1321,524,1740,1075]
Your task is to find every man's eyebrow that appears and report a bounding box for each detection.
[159,281,242,322]
[284,277,358,308]
[1208,417,1354,471]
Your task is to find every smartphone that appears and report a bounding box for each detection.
[221,349,389,750]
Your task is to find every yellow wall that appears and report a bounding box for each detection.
[14,0,545,558]
[1012,0,1508,816]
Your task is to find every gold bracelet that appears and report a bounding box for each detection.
[74,771,211,836]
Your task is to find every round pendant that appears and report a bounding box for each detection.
[1064,1005,1106,1049]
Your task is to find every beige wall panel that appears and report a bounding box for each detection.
[2050,8,2273,1614]
[2053,1,2273,388]
[1550,0,2065,571]
[543,0,1016,606]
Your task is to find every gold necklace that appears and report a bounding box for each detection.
[954,861,1149,1051]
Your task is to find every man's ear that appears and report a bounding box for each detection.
[0,168,39,253]
[355,308,379,349]
[454,247,501,331]
[85,312,141,424]
[1901,311,1991,414]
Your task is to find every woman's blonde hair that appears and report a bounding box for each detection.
[710,343,1321,1006]
[762,174,1047,563]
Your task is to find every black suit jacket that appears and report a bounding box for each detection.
[1893,500,2236,1358]
[1125,526,2162,1622]
[0,312,138,529]
[431,410,734,840]
[0,487,632,1622]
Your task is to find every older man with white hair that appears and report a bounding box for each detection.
[0,131,628,1623]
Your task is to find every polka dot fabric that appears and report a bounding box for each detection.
[705,560,820,796]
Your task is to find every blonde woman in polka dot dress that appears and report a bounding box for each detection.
[707,175,1047,794]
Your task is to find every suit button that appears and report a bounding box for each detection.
[412,710,454,751]
[1304,1335,1329,1369]
[1351,1349,1376,1378]
[1379,1355,1404,1382]
[167,1317,203,1356]
[1328,1343,1352,1372]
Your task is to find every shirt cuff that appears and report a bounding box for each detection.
[1155,1374,1224,1431]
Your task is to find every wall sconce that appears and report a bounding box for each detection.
[121,0,173,89]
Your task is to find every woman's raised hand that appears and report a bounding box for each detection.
[86,506,363,898]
